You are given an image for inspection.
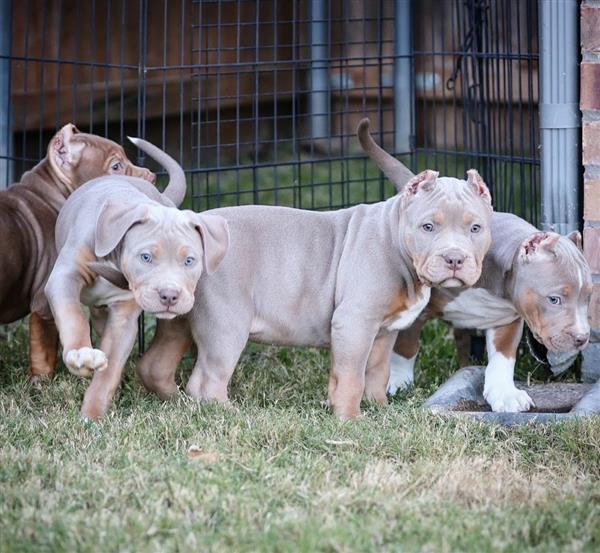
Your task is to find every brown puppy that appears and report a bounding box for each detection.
[0,123,155,380]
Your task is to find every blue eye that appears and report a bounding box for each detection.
[471,224,481,233]
[547,296,561,305]
[184,256,195,266]
[422,223,434,232]
[140,253,152,263]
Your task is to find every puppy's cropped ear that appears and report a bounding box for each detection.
[466,169,492,206]
[190,212,230,274]
[518,231,561,263]
[401,170,439,201]
[48,123,85,174]
[567,230,583,251]
[94,201,148,258]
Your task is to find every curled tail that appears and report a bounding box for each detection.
[356,118,415,192]
[127,137,187,207]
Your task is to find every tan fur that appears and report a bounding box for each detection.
[0,123,156,379]
[492,319,523,358]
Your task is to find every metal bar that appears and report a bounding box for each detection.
[308,0,329,140]
[394,0,412,154]
[0,0,12,188]
[539,0,580,234]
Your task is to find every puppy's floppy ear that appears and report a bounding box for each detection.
[567,230,583,251]
[48,123,85,173]
[466,169,492,206]
[518,231,561,263]
[189,212,230,274]
[94,200,148,258]
[401,170,439,201]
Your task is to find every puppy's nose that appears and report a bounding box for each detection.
[571,332,590,349]
[159,288,180,307]
[442,251,465,270]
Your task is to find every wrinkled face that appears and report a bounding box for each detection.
[48,123,155,188]
[401,170,493,288]
[94,202,229,318]
[514,232,592,352]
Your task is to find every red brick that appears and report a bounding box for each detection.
[584,227,600,273]
[581,63,600,111]
[584,180,600,221]
[582,5,600,53]
[589,283,600,330]
[583,121,600,165]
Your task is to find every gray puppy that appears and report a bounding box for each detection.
[137,120,494,420]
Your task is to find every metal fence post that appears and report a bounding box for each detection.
[394,0,413,154]
[0,0,12,188]
[539,0,580,234]
[309,0,329,140]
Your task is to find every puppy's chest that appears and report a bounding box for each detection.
[384,286,431,331]
[80,277,134,306]
[441,288,519,329]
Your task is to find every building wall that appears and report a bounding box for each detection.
[581,1,600,380]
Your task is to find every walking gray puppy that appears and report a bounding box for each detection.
[136,119,494,420]
[356,119,592,412]
[45,139,229,420]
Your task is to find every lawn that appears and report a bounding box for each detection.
[1,318,599,553]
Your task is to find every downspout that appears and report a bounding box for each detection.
[0,0,12,188]
[308,0,329,140]
[539,0,580,234]
[394,0,413,153]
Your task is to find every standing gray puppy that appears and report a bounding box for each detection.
[356,118,591,412]
[137,120,494,420]
[45,140,229,420]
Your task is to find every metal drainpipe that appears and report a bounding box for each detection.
[309,0,329,140]
[394,0,413,154]
[0,0,12,189]
[539,0,581,234]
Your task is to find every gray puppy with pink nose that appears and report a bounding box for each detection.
[356,121,592,413]
[136,119,494,420]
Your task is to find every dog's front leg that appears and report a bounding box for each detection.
[387,317,427,395]
[329,315,379,421]
[483,318,534,412]
[45,267,105,378]
[80,299,141,420]
[28,313,59,381]
[364,332,397,404]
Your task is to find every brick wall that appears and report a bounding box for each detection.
[581,1,600,381]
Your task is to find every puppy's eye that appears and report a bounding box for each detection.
[470,224,481,233]
[111,161,123,172]
[184,256,195,266]
[422,223,434,232]
[547,296,561,305]
[140,253,152,263]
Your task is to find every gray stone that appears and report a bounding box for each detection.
[572,380,600,414]
[582,342,600,383]
[424,366,486,413]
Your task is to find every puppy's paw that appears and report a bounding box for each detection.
[484,385,534,413]
[386,373,413,396]
[65,348,108,377]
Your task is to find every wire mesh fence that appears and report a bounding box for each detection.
[1,0,539,223]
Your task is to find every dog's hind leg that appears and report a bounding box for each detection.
[136,317,192,399]
[28,313,59,381]
[80,299,141,420]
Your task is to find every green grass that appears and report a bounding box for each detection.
[1,319,598,553]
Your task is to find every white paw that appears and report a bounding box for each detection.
[387,373,413,396]
[484,385,535,413]
[65,348,108,377]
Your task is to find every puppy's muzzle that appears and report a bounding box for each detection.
[158,288,181,307]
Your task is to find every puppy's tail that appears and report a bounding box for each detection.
[127,137,187,207]
[356,118,415,193]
